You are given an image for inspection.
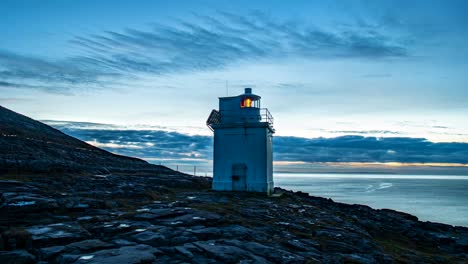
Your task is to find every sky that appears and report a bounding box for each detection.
[1,0,467,172]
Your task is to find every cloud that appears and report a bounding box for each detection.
[327,130,400,135]
[42,120,121,130]
[73,12,407,73]
[0,12,409,94]
[0,50,117,94]
[0,97,31,103]
[0,79,74,95]
[51,122,212,162]
[45,121,468,165]
[274,136,468,163]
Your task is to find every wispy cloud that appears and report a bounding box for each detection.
[0,12,409,94]
[46,121,468,165]
[0,97,31,103]
[326,130,400,135]
[73,12,407,73]
[0,50,117,94]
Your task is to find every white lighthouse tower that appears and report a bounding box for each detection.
[207,88,274,195]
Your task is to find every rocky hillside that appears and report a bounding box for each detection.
[0,175,467,263]
[0,105,467,263]
[0,105,171,174]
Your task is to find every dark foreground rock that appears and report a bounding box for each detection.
[0,249,36,264]
[1,174,467,264]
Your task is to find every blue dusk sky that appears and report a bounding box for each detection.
[1,0,467,171]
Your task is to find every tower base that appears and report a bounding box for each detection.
[212,180,274,195]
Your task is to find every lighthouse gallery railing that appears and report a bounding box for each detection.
[206,108,273,131]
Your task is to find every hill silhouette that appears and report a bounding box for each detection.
[0,105,171,174]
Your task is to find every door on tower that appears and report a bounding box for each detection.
[232,163,247,191]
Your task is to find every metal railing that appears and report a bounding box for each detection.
[207,108,273,130]
[262,108,274,125]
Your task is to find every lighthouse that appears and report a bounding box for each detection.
[206,88,275,195]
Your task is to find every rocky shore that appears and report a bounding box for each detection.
[1,105,468,263]
[1,172,467,264]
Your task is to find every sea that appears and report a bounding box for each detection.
[274,173,468,227]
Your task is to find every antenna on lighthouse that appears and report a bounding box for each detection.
[225,80,229,96]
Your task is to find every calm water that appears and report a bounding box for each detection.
[275,173,468,227]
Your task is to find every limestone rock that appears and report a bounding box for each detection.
[27,222,90,247]
[0,250,35,264]
[70,245,160,264]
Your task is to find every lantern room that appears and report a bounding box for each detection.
[240,88,260,108]
[210,88,266,125]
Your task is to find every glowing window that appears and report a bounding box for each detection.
[241,98,252,108]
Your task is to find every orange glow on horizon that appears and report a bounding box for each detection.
[337,162,468,167]
[273,161,468,167]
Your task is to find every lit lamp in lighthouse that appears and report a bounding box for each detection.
[206,88,275,195]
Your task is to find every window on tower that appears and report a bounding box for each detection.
[241,98,253,108]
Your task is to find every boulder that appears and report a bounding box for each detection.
[189,227,223,240]
[65,239,114,253]
[39,245,66,260]
[131,231,166,247]
[334,253,378,264]
[70,245,160,264]
[0,192,58,214]
[27,222,90,247]
[149,208,191,219]
[174,245,195,258]
[225,240,306,263]
[221,225,254,238]
[0,250,35,264]
[193,240,269,263]
[112,239,137,246]
[160,210,222,226]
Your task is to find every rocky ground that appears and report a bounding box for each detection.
[2,102,467,263]
[1,173,467,264]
